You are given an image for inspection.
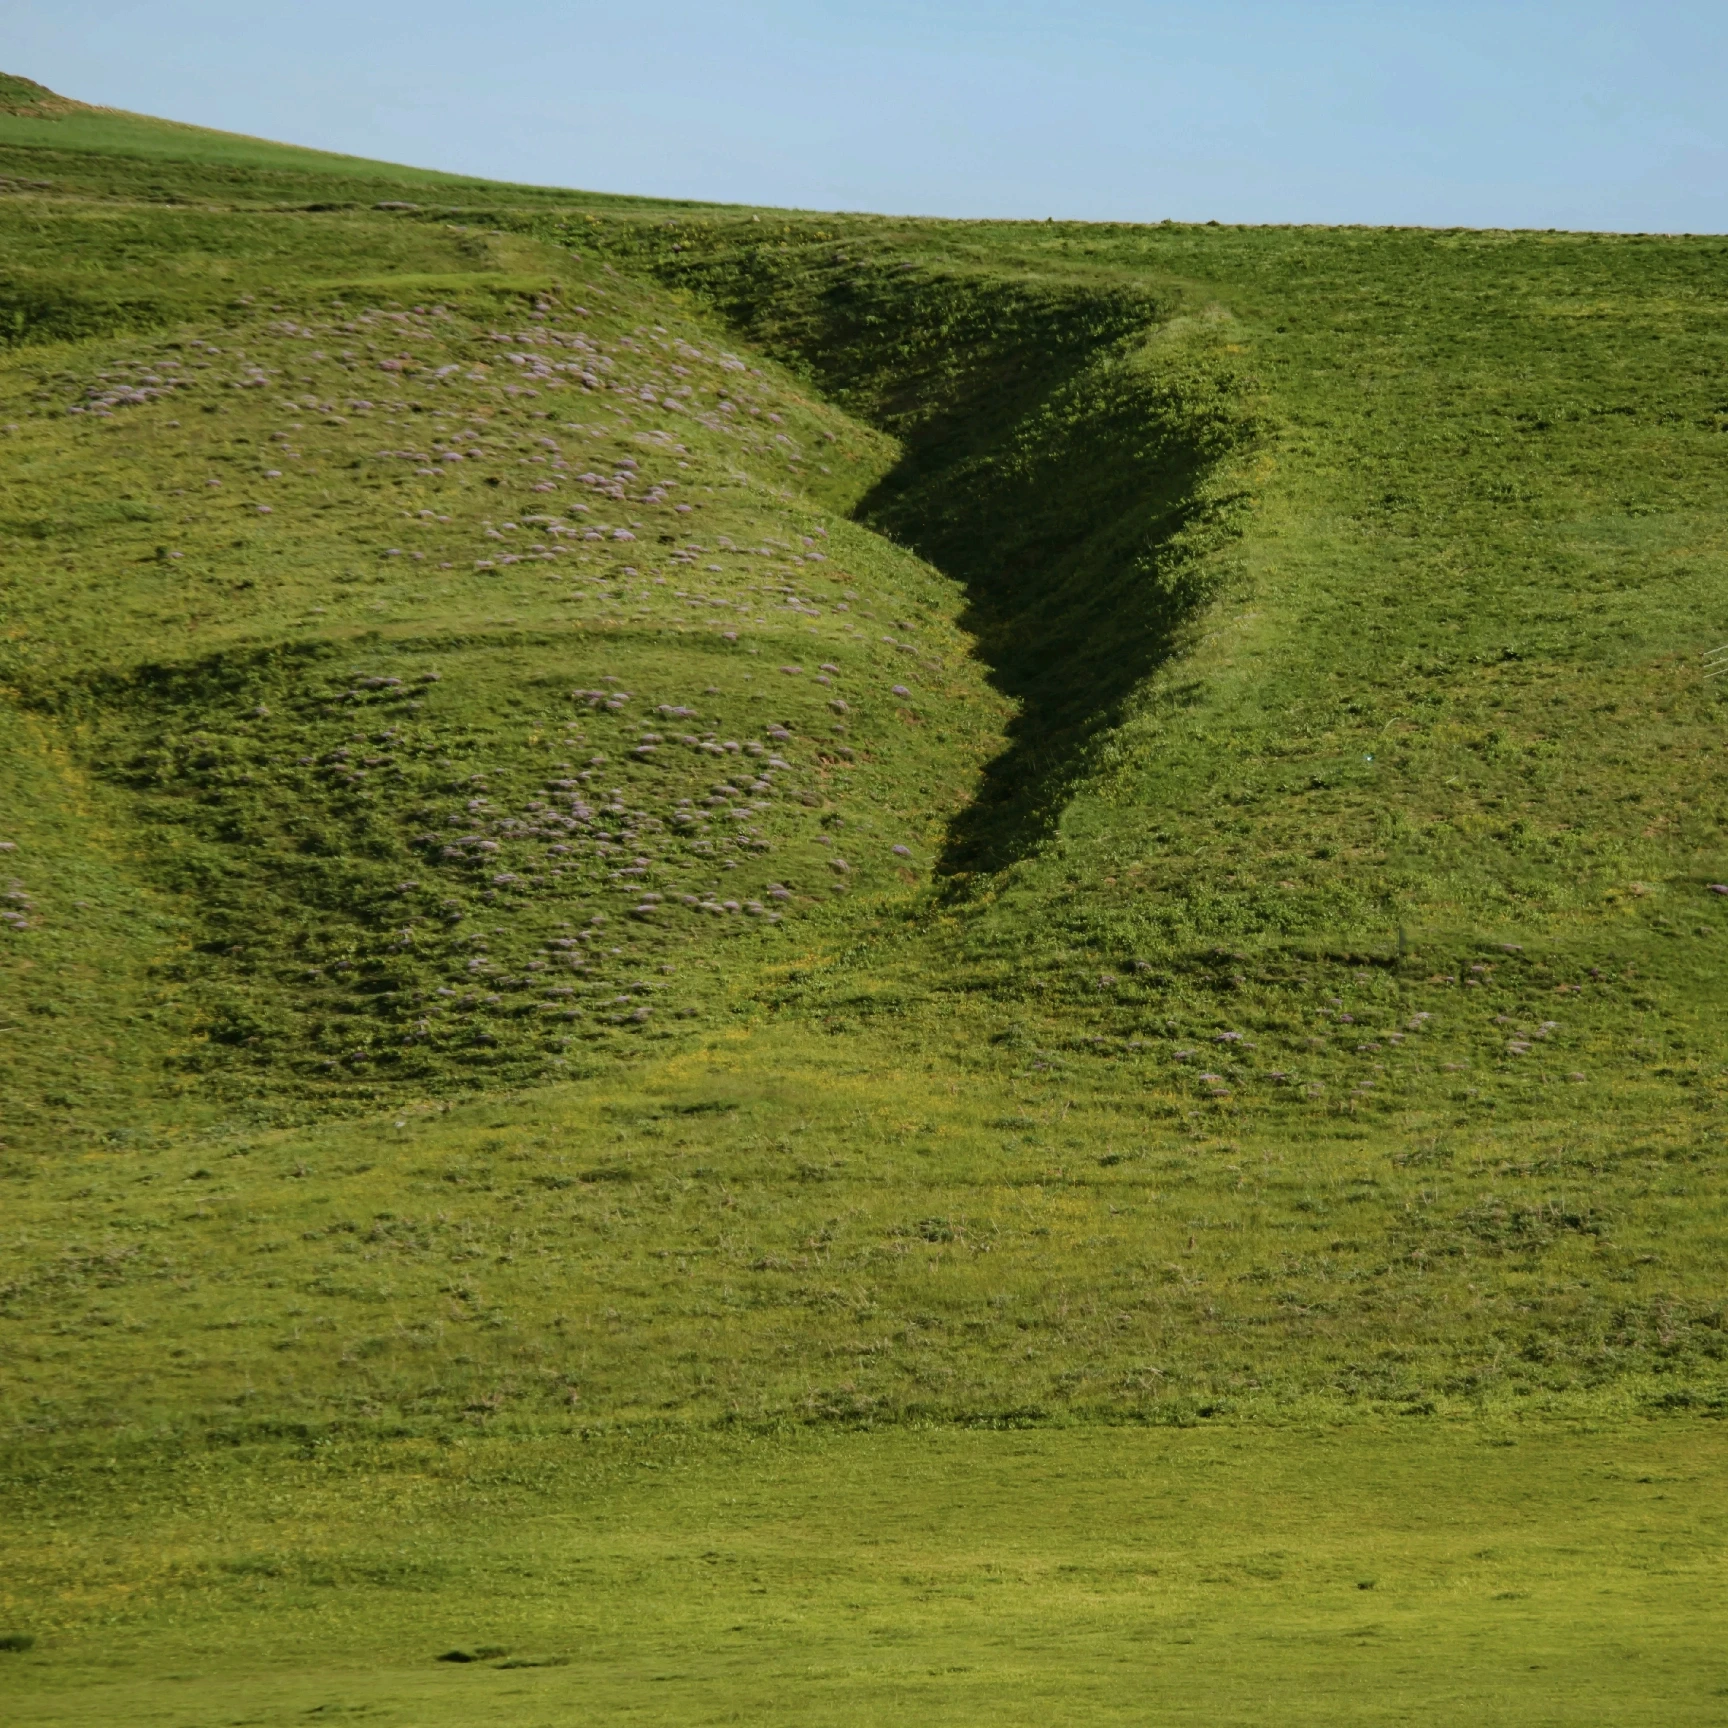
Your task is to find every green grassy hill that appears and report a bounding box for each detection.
[2,76,1726,1724]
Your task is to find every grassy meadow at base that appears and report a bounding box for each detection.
[3,1421,1725,1725]
[2,71,1727,1719]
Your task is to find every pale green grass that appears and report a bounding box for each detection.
[3,1422,1725,1724]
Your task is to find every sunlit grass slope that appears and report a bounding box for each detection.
[8,1024,1725,1444]
[1,67,1724,1425]
[2,71,1728,1721]
[1,70,1725,1431]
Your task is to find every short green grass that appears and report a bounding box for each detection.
[4,1422,1725,1725]
[2,72,1727,1720]
[5,1022,1727,1444]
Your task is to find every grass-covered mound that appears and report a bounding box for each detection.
[2,71,1727,1723]
[0,205,1004,1125]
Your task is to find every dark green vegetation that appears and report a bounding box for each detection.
[2,76,1725,1720]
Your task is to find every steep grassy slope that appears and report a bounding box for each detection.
[609,215,1728,936]
[611,211,1728,1259]
[3,75,1728,1721]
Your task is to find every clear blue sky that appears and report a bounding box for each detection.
[15,0,1728,229]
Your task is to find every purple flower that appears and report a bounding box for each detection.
[891,844,911,857]
[892,684,909,697]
